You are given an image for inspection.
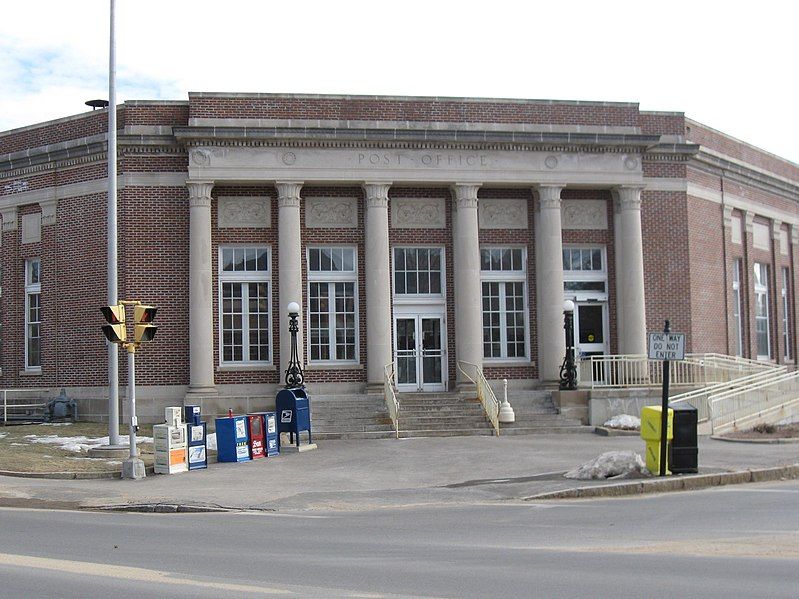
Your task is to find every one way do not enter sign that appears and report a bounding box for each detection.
[647,332,686,361]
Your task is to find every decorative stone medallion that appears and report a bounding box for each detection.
[479,198,528,230]
[305,197,358,228]
[391,197,445,229]
[561,199,608,230]
[218,196,270,228]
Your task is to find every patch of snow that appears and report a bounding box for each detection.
[604,414,641,430]
[565,451,650,480]
[41,422,73,427]
[23,434,153,453]
[206,432,217,451]
[0,432,7,439]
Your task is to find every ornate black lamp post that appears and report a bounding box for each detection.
[284,302,305,388]
[559,299,578,390]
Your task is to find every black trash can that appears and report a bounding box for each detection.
[669,402,698,473]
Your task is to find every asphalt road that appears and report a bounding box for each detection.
[1,480,798,598]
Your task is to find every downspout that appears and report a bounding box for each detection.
[720,172,730,354]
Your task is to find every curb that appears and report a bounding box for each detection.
[710,435,799,445]
[0,466,156,480]
[523,463,799,500]
[94,503,240,513]
[593,427,639,437]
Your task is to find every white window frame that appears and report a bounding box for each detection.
[732,259,744,357]
[754,262,771,360]
[217,246,272,366]
[480,246,530,362]
[25,258,42,371]
[392,246,446,306]
[782,267,791,361]
[306,246,360,365]
[562,246,608,301]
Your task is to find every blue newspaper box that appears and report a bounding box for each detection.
[276,388,312,447]
[186,421,208,470]
[184,405,201,426]
[215,416,251,462]
[251,411,280,457]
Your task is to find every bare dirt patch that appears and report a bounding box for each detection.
[723,422,799,440]
[0,422,154,473]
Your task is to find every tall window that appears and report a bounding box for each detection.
[307,247,357,362]
[480,247,528,360]
[732,259,744,357]
[753,262,771,360]
[562,247,607,294]
[219,247,270,364]
[25,258,41,370]
[393,247,443,295]
[782,267,791,360]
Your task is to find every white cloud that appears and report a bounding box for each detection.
[0,0,797,162]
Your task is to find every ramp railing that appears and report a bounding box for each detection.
[2,389,48,424]
[383,363,400,438]
[457,361,500,435]
[708,369,799,434]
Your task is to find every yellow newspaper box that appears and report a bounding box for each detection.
[641,406,673,474]
[640,405,673,442]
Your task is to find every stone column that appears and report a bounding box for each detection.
[276,182,304,381]
[616,186,647,356]
[363,182,393,391]
[187,180,216,396]
[452,184,484,385]
[535,185,566,383]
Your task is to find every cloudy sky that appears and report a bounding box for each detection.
[1,0,797,163]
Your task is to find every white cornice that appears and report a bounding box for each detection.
[687,182,799,226]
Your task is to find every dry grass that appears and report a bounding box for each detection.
[0,422,155,473]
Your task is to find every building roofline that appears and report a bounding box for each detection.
[686,117,799,169]
[187,91,640,109]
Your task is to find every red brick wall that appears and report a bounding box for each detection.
[687,121,799,181]
[686,196,728,352]
[189,94,639,127]
[0,108,122,155]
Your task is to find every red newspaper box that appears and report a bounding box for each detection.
[247,414,266,459]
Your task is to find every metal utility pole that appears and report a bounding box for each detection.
[107,0,120,446]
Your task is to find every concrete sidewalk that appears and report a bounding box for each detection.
[1,434,797,512]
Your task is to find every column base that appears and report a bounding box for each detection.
[365,382,385,396]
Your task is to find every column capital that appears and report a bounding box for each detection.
[186,180,214,208]
[536,184,563,209]
[39,199,58,226]
[363,182,392,208]
[276,181,303,208]
[1,206,19,232]
[744,210,755,233]
[614,185,644,210]
[791,224,799,246]
[723,205,734,228]
[772,219,783,240]
[451,183,480,210]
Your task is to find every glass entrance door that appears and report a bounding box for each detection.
[395,315,445,392]
[573,302,608,383]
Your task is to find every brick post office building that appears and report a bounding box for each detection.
[1,93,798,423]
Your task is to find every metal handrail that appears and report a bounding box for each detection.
[457,361,500,435]
[383,363,400,438]
[670,367,788,422]
[708,370,799,434]
[580,353,779,389]
[2,389,48,424]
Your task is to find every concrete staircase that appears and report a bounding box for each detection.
[309,389,590,439]
[396,392,495,438]
[310,394,397,440]
[499,389,590,435]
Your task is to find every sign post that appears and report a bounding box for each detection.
[647,321,685,476]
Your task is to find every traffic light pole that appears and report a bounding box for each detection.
[121,343,145,480]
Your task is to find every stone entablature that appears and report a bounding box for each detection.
[183,145,645,187]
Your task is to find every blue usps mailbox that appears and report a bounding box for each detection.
[215,416,251,463]
[276,388,311,448]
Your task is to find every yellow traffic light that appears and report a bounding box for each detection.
[134,305,157,343]
[101,304,126,343]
